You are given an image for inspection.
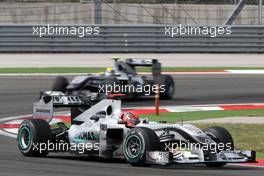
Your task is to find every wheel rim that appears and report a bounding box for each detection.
[18,126,32,150]
[167,82,174,96]
[125,135,142,159]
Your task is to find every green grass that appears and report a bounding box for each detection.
[0,67,264,74]
[140,109,264,123]
[257,153,264,159]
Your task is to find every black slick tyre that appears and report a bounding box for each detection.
[17,119,52,157]
[204,126,234,167]
[122,127,160,166]
[160,75,175,100]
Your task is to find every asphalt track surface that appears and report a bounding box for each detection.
[1,74,264,176]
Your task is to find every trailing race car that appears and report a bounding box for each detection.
[17,92,256,167]
[51,58,175,100]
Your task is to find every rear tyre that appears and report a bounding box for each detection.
[122,127,160,166]
[204,126,234,167]
[52,76,68,93]
[17,119,52,157]
[160,75,175,100]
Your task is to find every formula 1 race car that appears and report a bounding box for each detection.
[51,58,175,100]
[17,91,256,167]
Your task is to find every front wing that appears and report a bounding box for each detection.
[145,150,256,165]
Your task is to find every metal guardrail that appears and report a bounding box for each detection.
[0,25,263,53]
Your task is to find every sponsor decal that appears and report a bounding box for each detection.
[75,131,97,141]
[35,108,51,113]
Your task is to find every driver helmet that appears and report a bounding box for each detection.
[120,111,140,127]
[105,67,114,76]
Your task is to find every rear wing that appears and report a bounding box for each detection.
[125,58,161,78]
[33,91,90,122]
[125,58,159,67]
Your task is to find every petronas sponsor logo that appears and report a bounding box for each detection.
[76,132,96,141]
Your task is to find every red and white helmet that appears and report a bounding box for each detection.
[120,111,140,127]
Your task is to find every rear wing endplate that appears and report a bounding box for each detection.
[33,92,90,122]
[125,58,161,79]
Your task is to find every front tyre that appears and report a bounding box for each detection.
[17,119,52,157]
[122,127,160,166]
[204,126,234,167]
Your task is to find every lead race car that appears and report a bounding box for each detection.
[51,58,175,100]
[17,92,256,167]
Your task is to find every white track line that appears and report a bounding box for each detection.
[0,129,17,138]
[0,114,32,122]
[227,70,264,74]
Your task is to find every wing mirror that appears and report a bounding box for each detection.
[90,116,100,121]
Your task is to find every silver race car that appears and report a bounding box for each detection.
[17,92,256,167]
